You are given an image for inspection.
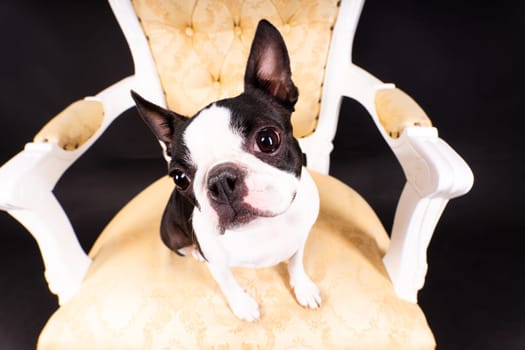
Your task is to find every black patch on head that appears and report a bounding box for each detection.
[216,94,303,178]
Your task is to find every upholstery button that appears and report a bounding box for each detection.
[283,23,291,33]
[213,81,221,90]
[185,26,194,37]
[234,25,242,37]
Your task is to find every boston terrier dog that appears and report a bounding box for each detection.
[131,20,320,322]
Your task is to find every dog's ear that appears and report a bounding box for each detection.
[131,90,186,154]
[244,20,298,111]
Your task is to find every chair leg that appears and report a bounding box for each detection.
[0,144,91,305]
[383,183,448,302]
[8,193,91,305]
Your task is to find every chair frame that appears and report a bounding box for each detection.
[0,0,473,305]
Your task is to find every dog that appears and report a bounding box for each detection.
[131,20,320,322]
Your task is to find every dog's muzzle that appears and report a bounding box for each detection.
[206,163,274,230]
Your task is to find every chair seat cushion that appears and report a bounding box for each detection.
[38,172,435,349]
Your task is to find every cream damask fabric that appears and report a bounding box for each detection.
[132,0,339,137]
[38,172,435,349]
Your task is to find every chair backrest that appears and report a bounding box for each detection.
[107,0,367,172]
[130,0,340,138]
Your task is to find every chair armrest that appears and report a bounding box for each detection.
[0,76,136,304]
[383,126,474,301]
[374,87,432,138]
[33,99,104,151]
[333,64,474,302]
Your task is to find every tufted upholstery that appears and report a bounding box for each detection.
[38,171,435,349]
[132,0,339,138]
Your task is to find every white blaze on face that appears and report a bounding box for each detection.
[183,104,299,220]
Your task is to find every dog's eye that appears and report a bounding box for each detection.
[172,170,190,190]
[256,127,280,153]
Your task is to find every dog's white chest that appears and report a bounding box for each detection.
[219,213,304,268]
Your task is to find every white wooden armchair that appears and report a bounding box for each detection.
[0,0,473,348]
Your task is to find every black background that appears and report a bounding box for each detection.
[0,1,523,349]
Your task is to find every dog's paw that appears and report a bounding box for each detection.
[228,290,260,322]
[292,277,322,309]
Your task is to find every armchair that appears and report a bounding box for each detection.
[0,0,473,348]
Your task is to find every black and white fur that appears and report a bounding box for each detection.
[131,20,320,321]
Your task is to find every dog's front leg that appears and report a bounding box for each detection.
[206,262,260,322]
[192,208,260,321]
[288,246,322,309]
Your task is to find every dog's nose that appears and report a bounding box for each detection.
[207,164,244,204]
